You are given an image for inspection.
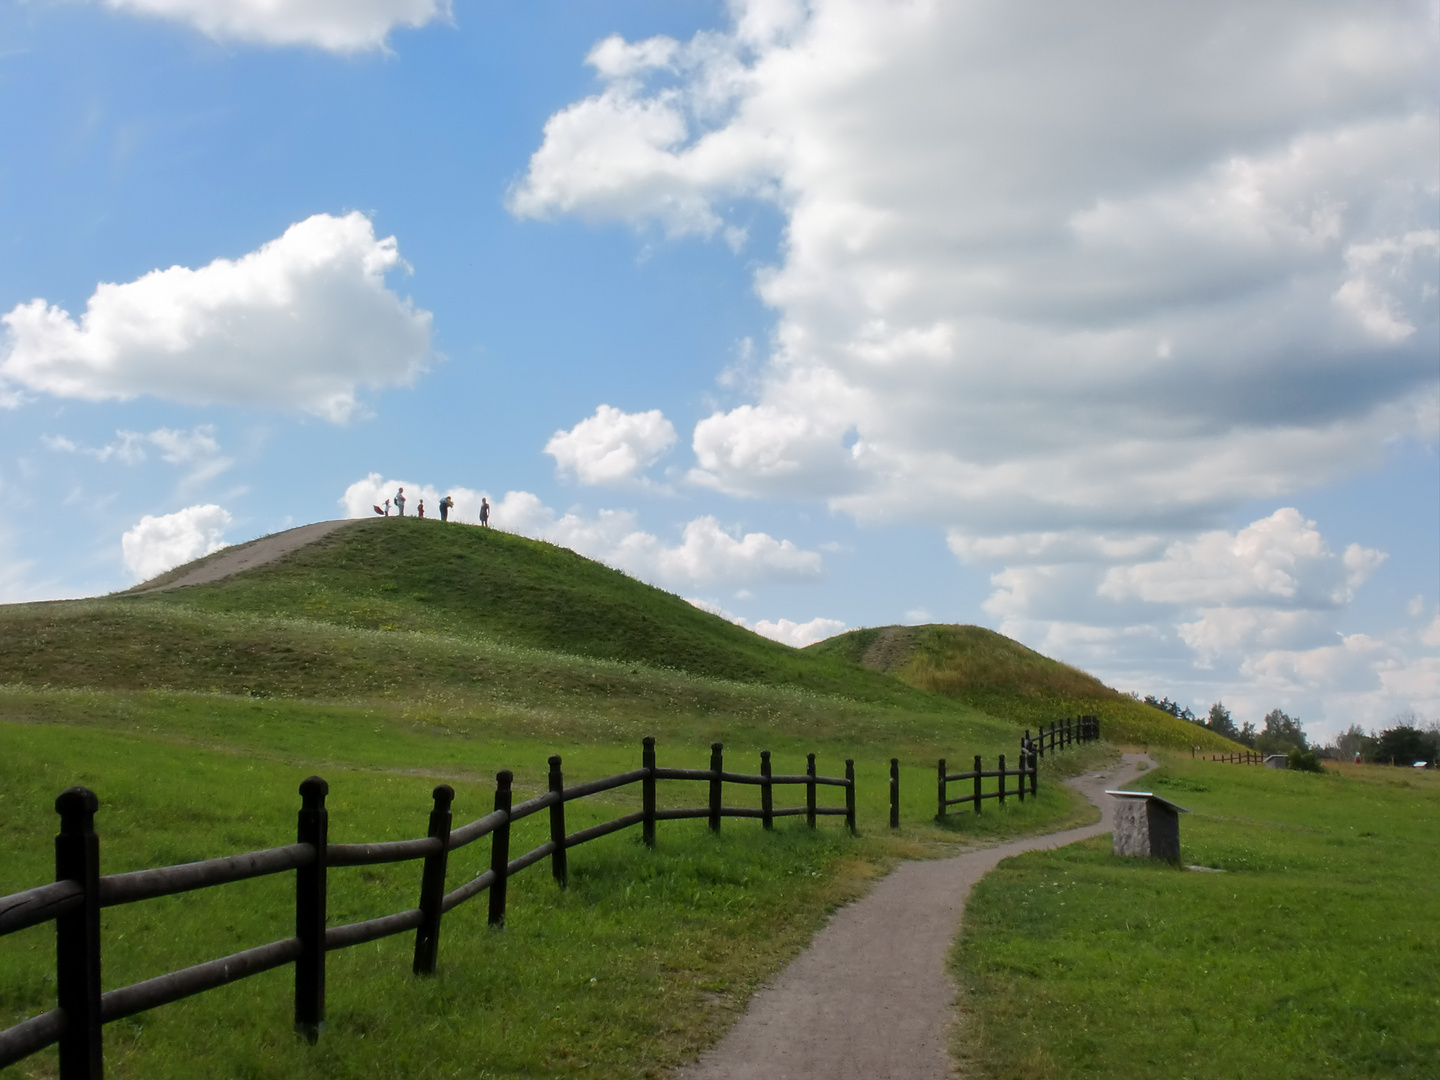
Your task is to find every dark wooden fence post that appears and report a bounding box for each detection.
[294,776,328,1044]
[642,738,657,849]
[889,758,900,829]
[1030,745,1038,798]
[549,755,568,886]
[1016,747,1024,802]
[412,784,454,976]
[761,750,773,831]
[845,760,857,835]
[998,755,1007,806]
[972,755,983,814]
[936,758,946,820]
[709,743,723,834]
[488,770,513,928]
[806,754,817,829]
[54,786,102,1080]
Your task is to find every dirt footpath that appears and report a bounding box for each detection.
[672,753,1153,1080]
[128,518,359,593]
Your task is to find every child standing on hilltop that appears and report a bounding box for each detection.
[394,487,406,516]
[417,499,425,519]
[479,498,490,527]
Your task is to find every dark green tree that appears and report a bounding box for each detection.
[1255,708,1307,755]
[1205,701,1239,740]
[1143,695,1196,722]
[1375,724,1439,766]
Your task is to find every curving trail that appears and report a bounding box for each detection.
[672,753,1153,1080]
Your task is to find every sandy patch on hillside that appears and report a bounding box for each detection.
[127,518,361,594]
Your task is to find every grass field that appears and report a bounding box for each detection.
[0,516,1225,1076]
[951,757,1440,1079]
[0,687,1112,1078]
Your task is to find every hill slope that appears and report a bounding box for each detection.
[808,624,1233,749]
[122,517,929,702]
[0,518,1232,749]
[0,519,959,732]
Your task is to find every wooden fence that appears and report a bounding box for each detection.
[1198,750,1264,764]
[1029,715,1099,758]
[934,716,1100,820]
[0,738,855,1078]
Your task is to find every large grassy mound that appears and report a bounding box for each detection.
[0,518,1231,753]
[1,518,935,711]
[808,623,1231,749]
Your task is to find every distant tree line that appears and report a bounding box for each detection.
[1140,695,1438,767]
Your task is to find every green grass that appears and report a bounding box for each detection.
[810,624,1239,750]
[0,689,1108,1078]
[122,518,927,703]
[950,757,1440,1079]
[0,516,1218,1075]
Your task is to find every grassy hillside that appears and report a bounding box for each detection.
[0,517,1247,1078]
[1,519,1229,751]
[808,624,1234,750]
[126,517,919,701]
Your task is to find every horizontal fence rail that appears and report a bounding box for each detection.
[1199,750,1265,764]
[0,739,856,1078]
[935,716,1100,821]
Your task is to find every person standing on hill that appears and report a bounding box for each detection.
[417,499,426,518]
[439,495,453,522]
[479,498,490,527]
[395,487,406,516]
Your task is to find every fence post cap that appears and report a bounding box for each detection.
[760,749,771,760]
[496,769,514,790]
[431,783,455,809]
[548,754,563,768]
[642,735,655,748]
[55,785,99,825]
[711,742,723,752]
[299,776,329,807]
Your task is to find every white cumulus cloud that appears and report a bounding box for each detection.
[519,1,1437,537]
[121,504,231,582]
[2,213,432,422]
[545,404,677,486]
[1099,508,1385,610]
[102,0,450,53]
[686,597,846,648]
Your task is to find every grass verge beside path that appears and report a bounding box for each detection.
[1,698,1106,1079]
[950,757,1440,1080]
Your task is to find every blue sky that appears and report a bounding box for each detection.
[1,0,1436,742]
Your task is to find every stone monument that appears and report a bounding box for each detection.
[1107,790,1187,862]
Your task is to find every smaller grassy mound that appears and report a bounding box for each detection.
[952,759,1440,1080]
[808,624,1235,750]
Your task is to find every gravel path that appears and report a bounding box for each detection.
[128,518,360,593]
[672,752,1153,1080]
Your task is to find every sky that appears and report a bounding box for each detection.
[1,0,1436,743]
